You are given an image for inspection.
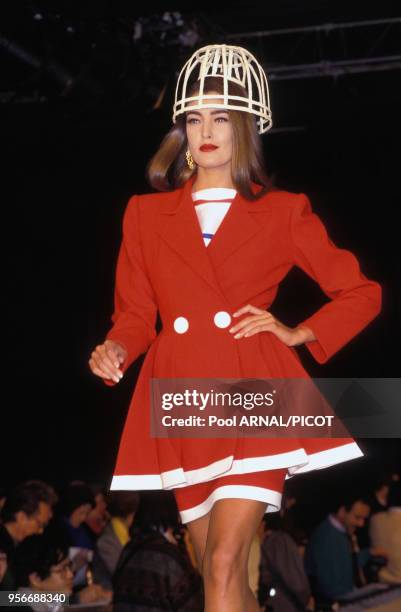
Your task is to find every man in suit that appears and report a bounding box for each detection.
[370,483,401,584]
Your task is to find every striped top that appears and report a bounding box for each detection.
[191,187,237,247]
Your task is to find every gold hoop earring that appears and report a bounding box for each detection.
[186,149,195,170]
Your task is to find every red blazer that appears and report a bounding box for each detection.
[102,174,382,491]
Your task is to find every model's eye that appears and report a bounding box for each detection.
[186,117,199,124]
[215,117,228,122]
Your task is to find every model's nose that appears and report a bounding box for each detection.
[214,311,231,328]
[173,316,189,334]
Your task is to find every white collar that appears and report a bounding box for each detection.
[328,513,347,533]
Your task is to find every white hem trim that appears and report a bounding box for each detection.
[110,442,363,491]
[285,441,364,479]
[110,448,309,491]
[178,485,282,524]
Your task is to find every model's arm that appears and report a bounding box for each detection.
[102,194,158,386]
[290,193,382,364]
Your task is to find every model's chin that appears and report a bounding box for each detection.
[196,158,231,170]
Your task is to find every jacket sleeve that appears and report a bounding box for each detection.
[103,194,158,386]
[290,193,382,364]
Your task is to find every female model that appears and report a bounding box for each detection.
[89,44,382,611]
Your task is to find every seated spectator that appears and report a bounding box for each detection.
[84,484,109,539]
[370,482,401,584]
[46,482,95,550]
[258,512,312,612]
[95,491,139,579]
[0,480,58,590]
[14,535,73,611]
[304,491,374,605]
[113,490,203,612]
[14,534,111,609]
[358,470,392,548]
[44,482,96,589]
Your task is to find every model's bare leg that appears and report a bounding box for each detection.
[202,498,267,612]
[185,511,211,572]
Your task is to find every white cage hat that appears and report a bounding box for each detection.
[172,43,272,134]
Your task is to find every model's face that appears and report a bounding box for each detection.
[185,92,233,171]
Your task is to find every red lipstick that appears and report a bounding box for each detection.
[200,144,219,152]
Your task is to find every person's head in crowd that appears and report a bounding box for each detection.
[107,492,140,530]
[14,534,73,595]
[57,482,95,528]
[387,482,401,509]
[85,484,109,528]
[372,472,392,505]
[331,492,371,535]
[0,481,58,542]
[131,491,180,537]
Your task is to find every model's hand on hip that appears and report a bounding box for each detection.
[89,339,127,383]
[229,304,313,347]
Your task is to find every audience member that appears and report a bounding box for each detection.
[95,491,139,579]
[113,490,203,612]
[358,471,392,548]
[370,474,391,514]
[46,482,95,551]
[84,484,110,540]
[258,512,313,612]
[13,534,73,611]
[370,482,401,584]
[304,491,374,605]
[13,533,111,608]
[44,481,112,600]
[0,480,58,590]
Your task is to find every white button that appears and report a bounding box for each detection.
[214,311,231,328]
[173,317,189,334]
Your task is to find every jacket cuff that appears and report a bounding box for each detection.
[296,317,331,364]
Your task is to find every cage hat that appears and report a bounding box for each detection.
[172,43,272,134]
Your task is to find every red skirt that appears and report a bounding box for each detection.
[172,467,287,524]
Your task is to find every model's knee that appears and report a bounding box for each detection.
[202,544,247,587]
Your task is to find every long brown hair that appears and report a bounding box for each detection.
[145,76,275,201]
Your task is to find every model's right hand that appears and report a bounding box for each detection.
[89,339,127,383]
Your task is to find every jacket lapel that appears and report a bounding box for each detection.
[206,180,272,269]
[157,174,271,295]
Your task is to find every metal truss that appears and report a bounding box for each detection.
[226,17,401,80]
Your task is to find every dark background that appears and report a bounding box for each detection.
[1,1,400,508]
